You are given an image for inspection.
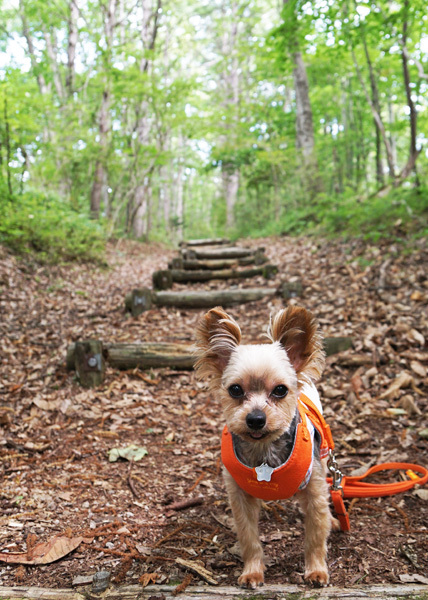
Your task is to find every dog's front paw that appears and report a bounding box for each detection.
[238,571,264,589]
[304,568,329,586]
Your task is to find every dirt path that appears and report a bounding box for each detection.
[0,236,427,591]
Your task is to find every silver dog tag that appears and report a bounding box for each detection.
[255,463,274,482]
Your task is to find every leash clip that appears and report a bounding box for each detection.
[328,449,343,491]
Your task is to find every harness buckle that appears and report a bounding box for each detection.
[327,449,343,491]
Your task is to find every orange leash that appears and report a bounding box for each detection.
[327,461,428,532]
[298,393,427,532]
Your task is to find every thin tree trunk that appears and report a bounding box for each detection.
[221,0,240,230]
[361,34,384,185]
[131,0,161,238]
[351,48,396,181]
[90,0,116,219]
[19,0,49,96]
[43,29,65,102]
[283,0,321,196]
[4,98,12,196]
[400,0,419,185]
[66,0,79,95]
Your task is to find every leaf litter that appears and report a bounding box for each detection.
[0,237,427,589]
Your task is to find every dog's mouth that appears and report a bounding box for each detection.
[247,430,268,440]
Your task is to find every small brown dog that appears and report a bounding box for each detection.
[195,305,338,588]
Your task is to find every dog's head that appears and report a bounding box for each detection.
[194,306,324,444]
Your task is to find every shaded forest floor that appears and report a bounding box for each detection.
[0,235,427,591]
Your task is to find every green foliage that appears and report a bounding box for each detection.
[0,191,106,263]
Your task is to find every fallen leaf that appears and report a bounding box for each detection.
[410,290,425,302]
[410,361,427,378]
[408,329,425,346]
[139,572,159,587]
[397,395,421,416]
[413,489,428,501]
[0,535,83,565]
[379,372,413,399]
[351,373,364,398]
[108,445,148,462]
[33,397,61,411]
[385,408,407,416]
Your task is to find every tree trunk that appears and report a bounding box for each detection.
[131,0,161,238]
[351,47,396,181]
[361,34,384,185]
[19,0,49,96]
[221,0,240,229]
[282,0,321,195]
[66,0,79,94]
[400,0,419,185]
[90,0,116,219]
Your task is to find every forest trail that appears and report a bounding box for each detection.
[0,236,427,592]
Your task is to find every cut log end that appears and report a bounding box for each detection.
[74,340,105,388]
[125,288,154,316]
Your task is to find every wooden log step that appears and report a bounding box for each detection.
[1,582,426,600]
[179,237,231,247]
[154,287,277,309]
[168,254,268,270]
[66,336,354,386]
[152,266,278,289]
[183,247,262,260]
[66,342,194,373]
[125,285,301,316]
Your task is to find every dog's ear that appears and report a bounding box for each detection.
[194,307,241,381]
[268,306,324,382]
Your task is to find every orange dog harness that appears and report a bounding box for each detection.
[221,391,333,502]
[221,389,428,532]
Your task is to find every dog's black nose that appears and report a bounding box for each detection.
[246,410,266,430]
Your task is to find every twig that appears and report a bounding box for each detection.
[127,475,140,498]
[187,473,205,493]
[153,525,187,548]
[175,557,218,586]
[167,495,204,512]
[173,573,193,596]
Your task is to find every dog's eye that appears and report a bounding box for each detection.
[271,385,288,399]
[228,384,245,399]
